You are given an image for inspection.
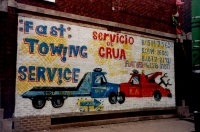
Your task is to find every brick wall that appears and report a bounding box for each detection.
[1,0,178,119]
[183,0,191,33]
[176,0,192,110]
[14,116,51,132]
[0,7,17,118]
[14,14,176,117]
[16,0,176,34]
[1,0,180,120]
[0,1,190,132]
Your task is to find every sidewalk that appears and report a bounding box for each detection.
[36,118,195,132]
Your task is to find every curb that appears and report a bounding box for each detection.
[51,114,177,130]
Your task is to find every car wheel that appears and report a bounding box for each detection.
[108,92,117,104]
[32,97,46,109]
[154,91,162,101]
[51,96,64,108]
[118,92,125,104]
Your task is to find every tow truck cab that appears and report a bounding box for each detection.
[119,71,172,103]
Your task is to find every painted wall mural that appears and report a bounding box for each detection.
[15,16,175,117]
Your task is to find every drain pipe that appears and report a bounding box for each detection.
[192,0,200,131]
[192,0,200,73]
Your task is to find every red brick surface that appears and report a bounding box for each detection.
[14,116,51,132]
[0,7,17,119]
[183,0,191,33]
[0,0,187,119]
[16,0,176,34]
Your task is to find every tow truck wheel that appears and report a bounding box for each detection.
[118,92,125,104]
[154,91,162,101]
[32,97,46,109]
[108,93,117,104]
[52,96,64,108]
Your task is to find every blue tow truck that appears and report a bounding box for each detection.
[21,68,119,109]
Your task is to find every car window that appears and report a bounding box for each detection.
[94,74,106,85]
[131,76,140,84]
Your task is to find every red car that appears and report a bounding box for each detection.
[118,71,172,104]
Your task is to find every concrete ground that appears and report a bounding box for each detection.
[36,118,195,132]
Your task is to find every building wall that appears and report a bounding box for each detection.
[0,7,17,118]
[183,0,191,33]
[14,15,175,118]
[16,0,176,34]
[0,0,179,129]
